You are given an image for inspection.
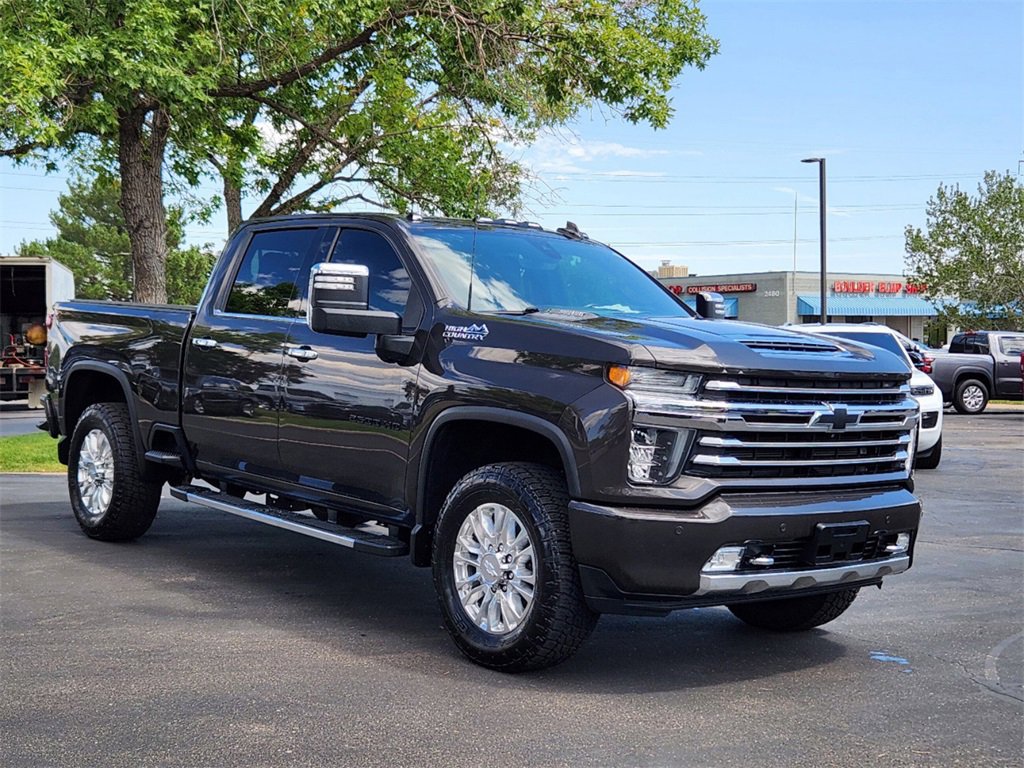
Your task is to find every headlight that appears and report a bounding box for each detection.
[609,366,701,484]
[609,366,702,396]
[628,426,692,484]
[910,384,934,397]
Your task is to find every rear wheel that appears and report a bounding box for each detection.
[953,378,988,414]
[68,403,161,541]
[432,462,598,672]
[727,588,859,631]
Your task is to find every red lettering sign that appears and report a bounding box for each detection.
[877,281,903,294]
[833,280,874,293]
[905,283,928,294]
[684,283,757,294]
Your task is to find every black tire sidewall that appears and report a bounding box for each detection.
[434,477,550,656]
[67,402,159,540]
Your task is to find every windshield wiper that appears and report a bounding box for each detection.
[490,307,541,315]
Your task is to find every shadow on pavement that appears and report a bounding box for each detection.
[4,485,847,694]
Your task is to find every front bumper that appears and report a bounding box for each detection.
[569,486,921,615]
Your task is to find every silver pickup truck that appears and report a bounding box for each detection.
[930,331,1024,413]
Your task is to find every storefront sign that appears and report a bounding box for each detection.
[832,280,928,295]
[684,283,757,294]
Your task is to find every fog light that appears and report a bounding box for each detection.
[627,427,690,484]
[702,546,745,573]
[884,532,912,555]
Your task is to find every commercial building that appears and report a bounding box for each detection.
[658,270,938,340]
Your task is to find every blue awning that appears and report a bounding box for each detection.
[797,295,937,317]
[684,296,738,317]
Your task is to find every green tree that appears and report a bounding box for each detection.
[905,171,1024,331]
[1,0,718,302]
[18,172,214,305]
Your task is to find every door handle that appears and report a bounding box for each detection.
[285,345,319,361]
[191,337,218,349]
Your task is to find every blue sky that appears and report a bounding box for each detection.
[1,0,1021,277]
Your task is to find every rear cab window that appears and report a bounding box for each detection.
[224,228,337,317]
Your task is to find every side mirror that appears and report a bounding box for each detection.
[307,263,401,336]
[696,291,726,319]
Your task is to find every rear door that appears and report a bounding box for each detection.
[994,334,1024,396]
[278,225,424,518]
[182,226,337,478]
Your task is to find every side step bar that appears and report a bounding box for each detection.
[169,486,409,557]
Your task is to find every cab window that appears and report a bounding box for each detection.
[330,229,411,316]
[225,228,336,317]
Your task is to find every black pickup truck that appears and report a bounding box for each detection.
[43,214,922,671]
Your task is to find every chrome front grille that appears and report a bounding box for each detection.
[630,373,917,488]
[703,376,906,405]
[689,429,910,479]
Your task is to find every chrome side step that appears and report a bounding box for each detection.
[168,486,408,557]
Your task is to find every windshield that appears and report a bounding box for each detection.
[825,331,907,361]
[998,336,1024,355]
[409,224,688,318]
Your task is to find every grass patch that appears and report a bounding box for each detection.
[0,432,64,473]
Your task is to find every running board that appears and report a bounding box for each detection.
[168,486,408,557]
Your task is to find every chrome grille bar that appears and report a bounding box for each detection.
[692,452,908,468]
[704,379,907,398]
[698,434,911,449]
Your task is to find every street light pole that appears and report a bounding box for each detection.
[802,157,827,323]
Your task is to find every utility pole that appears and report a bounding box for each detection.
[792,192,798,273]
[801,157,827,323]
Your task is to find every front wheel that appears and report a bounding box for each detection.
[727,588,859,631]
[953,378,989,414]
[432,462,598,672]
[68,402,162,541]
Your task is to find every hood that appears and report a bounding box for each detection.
[505,311,913,379]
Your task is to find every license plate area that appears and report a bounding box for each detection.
[801,520,870,565]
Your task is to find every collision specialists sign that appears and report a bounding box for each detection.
[684,283,757,294]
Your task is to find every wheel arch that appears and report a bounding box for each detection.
[60,362,146,472]
[410,407,582,566]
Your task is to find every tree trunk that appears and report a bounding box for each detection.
[223,173,243,233]
[118,106,170,304]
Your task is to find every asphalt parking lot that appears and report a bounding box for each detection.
[1,411,1021,767]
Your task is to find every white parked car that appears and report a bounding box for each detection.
[792,323,944,469]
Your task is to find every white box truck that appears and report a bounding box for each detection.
[1,255,75,407]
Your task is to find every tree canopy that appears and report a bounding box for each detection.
[18,172,214,305]
[1,0,718,302]
[905,171,1024,331]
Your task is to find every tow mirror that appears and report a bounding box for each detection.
[307,263,401,336]
[696,291,726,319]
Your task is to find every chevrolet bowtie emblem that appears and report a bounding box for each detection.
[810,404,860,430]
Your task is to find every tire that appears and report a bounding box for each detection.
[953,378,989,414]
[68,402,161,541]
[432,462,598,672]
[727,588,859,632]
[916,435,942,470]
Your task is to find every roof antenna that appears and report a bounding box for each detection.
[556,221,588,240]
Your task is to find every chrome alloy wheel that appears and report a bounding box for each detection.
[453,503,537,635]
[962,384,985,412]
[77,428,115,519]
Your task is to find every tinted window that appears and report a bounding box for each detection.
[225,228,335,317]
[331,229,410,315]
[998,335,1024,355]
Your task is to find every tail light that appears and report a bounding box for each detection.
[922,355,934,375]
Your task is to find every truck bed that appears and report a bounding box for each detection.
[49,300,196,437]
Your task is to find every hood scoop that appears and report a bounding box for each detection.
[740,337,840,354]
